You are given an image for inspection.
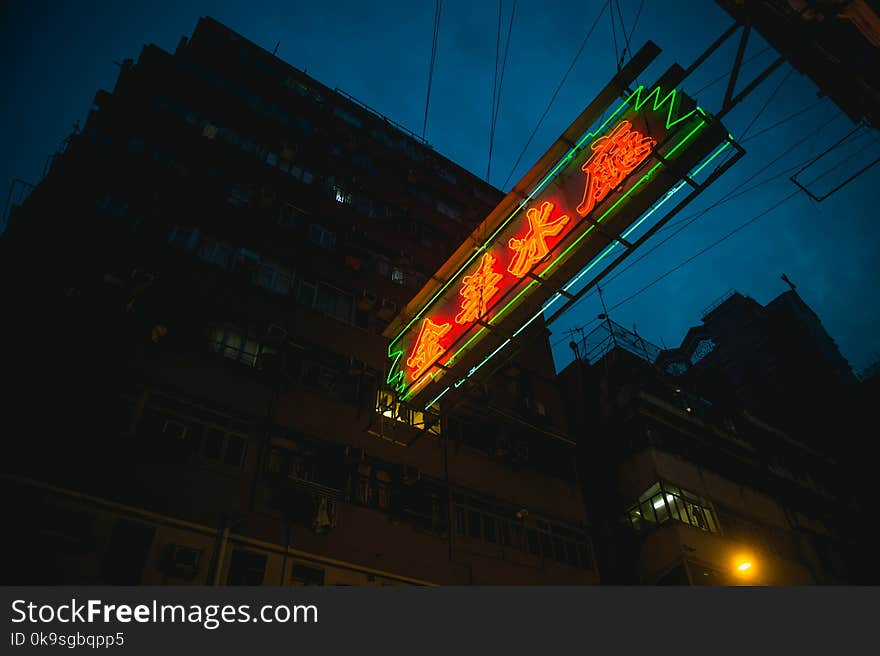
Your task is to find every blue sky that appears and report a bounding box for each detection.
[3,0,879,374]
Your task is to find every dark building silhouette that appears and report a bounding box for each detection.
[559,317,854,584]
[0,17,596,585]
[655,288,858,454]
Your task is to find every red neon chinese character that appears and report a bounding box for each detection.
[406,317,451,381]
[507,201,570,278]
[576,120,655,217]
[455,253,503,324]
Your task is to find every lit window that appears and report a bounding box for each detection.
[622,481,719,534]
[375,389,441,435]
[209,326,263,367]
[690,338,716,365]
[391,268,405,285]
[333,185,352,205]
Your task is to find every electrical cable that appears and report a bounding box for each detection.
[614,0,633,67]
[739,98,827,144]
[422,0,443,140]
[501,1,609,190]
[488,1,502,180]
[488,0,517,184]
[624,0,644,51]
[690,46,772,97]
[739,66,793,140]
[609,0,620,72]
[547,106,846,350]
[603,187,801,316]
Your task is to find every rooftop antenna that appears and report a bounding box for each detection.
[596,285,617,348]
[781,273,797,292]
[272,41,280,56]
[567,326,585,362]
[633,323,652,362]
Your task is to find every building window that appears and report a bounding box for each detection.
[291,564,324,586]
[296,278,318,307]
[332,105,363,128]
[391,268,405,286]
[209,326,263,367]
[690,338,716,365]
[622,481,720,534]
[254,262,295,295]
[227,550,266,585]
[451,494,593,569]
[436,167,457,185]
[316,283,354,324]
[289,164,315,184]
[371,127,394,148]
[308,224,336,250]
[375,389,441,435]
[196,238,235,270]
[276,202,307,229]
[201,426,248,468]
[333,185,353,205]
[436,200,462,221]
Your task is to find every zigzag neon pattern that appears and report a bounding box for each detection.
[386,83,706,398]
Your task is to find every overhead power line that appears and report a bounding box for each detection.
[501,0,609,190]
[548,106,845,350]
[488,0,517,184]
[604,188,801,316]
[422,0,443,140]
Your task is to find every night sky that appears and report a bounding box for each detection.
[3,0,879,375]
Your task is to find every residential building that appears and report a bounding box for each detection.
[559,319,851,584]
[0,17,595,586]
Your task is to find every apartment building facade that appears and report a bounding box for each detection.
[1,17,596,586]
[558,321,849,585]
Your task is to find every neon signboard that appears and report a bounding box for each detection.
[386,81,729,405]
